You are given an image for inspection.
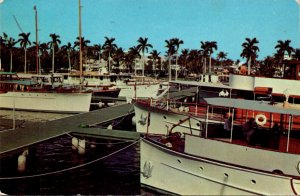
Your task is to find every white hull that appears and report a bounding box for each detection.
[118,83,161,99]
[134,103,203,135]
[141,137,300,195]
[0,91,92,113]
[65,77,161,99]
[230,74,300,94]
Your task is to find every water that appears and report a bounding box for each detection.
[0,110,156,195]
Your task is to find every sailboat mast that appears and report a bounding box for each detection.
[34,5,39,74]
[78,0,83,85]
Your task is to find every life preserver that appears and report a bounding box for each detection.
[255,114,267,126]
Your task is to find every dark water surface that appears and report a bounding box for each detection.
[0,134,148,195]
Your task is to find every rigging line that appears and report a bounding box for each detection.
[0,138,141,180]
[13,15,24,33]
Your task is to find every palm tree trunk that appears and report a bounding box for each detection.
[204,57,207,74]
[247,56,251,75]
[10,49,13,72]
[24,49,27,73]
[168,56,171,81]
[108,51,110,73]
[175,53,178,80]
[68,51,71,70]
[209,54,212,74]
[52,47,55,73]
[142,52,145,77]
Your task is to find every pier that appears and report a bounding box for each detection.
[0,103,134,157]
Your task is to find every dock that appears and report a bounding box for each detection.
[0,103,134,157]
[71,128,140,141]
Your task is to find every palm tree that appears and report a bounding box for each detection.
[294,48,300,60]
[275,40,294,62]
[39,42,50,71]
[103,37,117,73]
[200,41,209,74]
[48,33,61,73]
[137,37,153,77]
[206,41,218,73]
[171,38,184,79]
[0,33,8,71]
[128,46,141,75]
[18,32,31,73]
[62,42,73,71]
[74,36,90,65]
[240,37,260,75]
[93,44,103,65]
[165,39,175,81]
[149,50,161,74]
[6,37,18,72]
[188,49,202,74]
[217,51,227,67]
[179,49,189,76]
[112,47,124,73]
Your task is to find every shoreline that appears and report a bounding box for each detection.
[0,110,72,131]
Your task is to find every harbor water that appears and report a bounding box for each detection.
[0,109,154,195]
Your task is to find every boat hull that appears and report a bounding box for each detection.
[140,137,300,195]
[0,91,92,113]
[134,102,203,135]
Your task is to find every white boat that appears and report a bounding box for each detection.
[140,97,300,195]
[135,60,300,135]
[174,60,300,102]
[64,72,162,100]
[0,72,92,113]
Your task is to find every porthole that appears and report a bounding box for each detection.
[224,173,229,178]
[177,159,181,164]
[251,180,256,184]
[196,123,200,127]
[199,166,204,171]
[163,116,166,119]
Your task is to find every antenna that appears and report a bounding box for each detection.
[13,15,24,33]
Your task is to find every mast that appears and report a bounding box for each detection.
[78,0,83,87]
[34,5,39,74]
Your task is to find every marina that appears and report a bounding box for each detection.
[1,0,300,195]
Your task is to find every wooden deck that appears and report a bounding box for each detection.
[0,103,134,156]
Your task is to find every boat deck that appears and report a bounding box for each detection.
[0,103,134,156]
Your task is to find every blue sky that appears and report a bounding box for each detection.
[1,0,299,61]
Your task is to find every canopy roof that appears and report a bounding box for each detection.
[172,80,232,89]
[0,80,37,85]
[204,97,300,116]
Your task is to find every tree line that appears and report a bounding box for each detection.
[0,32,299,78]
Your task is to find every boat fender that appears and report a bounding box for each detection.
[297,161,300,174]
[165,142,173,148]
[132,116,136,126]
[78,139,86,155]
[178,106,184,112]
[98,102,105,108]
[255,114,267,126]
[142,161,153,178]
[18,150,29,172]
[71,137,79,150]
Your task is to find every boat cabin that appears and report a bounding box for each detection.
[202,97,300,153]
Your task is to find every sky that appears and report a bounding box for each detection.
[1,0,299,61]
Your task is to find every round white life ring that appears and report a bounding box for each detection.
[255,114,267,126]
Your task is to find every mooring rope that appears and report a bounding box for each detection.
[110,104,135,128]
[0,138,140,180]
[66,133,134,145]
